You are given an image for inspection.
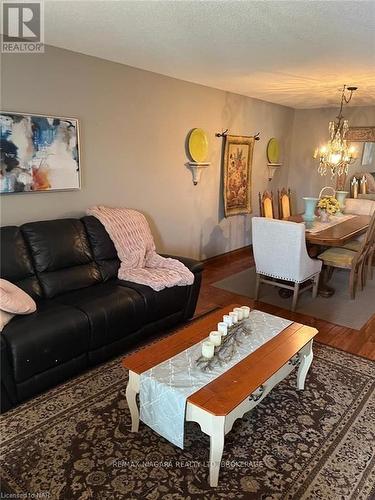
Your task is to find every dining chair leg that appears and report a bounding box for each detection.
[255,273,261,300]
[349,268,357,300]
[291,282,300,312]
[358,259,366,290]
[369,249,374,279]
[326,266,335,283]
[312,274,319,299]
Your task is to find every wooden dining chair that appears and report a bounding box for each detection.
[363,212,375,281]
[318,212,375,298]
[341,210,375,281]
[278,188,292,219]
[258,191,275,218]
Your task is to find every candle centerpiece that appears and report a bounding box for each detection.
[201,340,214,359]
[209,331,221,346]
[196,306,253,371]
[229,311,239,324]
[217,322,228,336]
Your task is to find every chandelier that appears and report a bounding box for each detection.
[314,85,358,177]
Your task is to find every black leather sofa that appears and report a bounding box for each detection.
[0,216,203,412]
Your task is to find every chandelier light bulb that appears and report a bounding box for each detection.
[330,153,341,165]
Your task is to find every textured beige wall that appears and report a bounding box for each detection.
[288,105,375,211]
[1,45,294,259]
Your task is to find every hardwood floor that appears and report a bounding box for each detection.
[195,247,375,361]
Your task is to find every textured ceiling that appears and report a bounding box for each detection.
[43,0,375,108]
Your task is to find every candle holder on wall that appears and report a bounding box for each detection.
[186,128,210,185]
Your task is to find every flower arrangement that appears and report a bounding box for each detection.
[317,195,340,215]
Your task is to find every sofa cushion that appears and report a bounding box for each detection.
[56,282,145,351]
[0,310,14,332]
[21,219,102,298]
[82,215,120,281]
[0,226,42,298]
[1,302,90,383]
[116,280,190,323]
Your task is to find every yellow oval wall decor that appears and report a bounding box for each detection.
[267,138,280,163]
[188,128,209,163]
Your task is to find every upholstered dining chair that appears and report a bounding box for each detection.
[252,217,322,311]
[278,188,292,219]
[343,198,375,216]
[258,191,275,218]
[318,211,375,298]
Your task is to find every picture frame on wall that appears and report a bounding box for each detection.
[223,134,254,217]
[0,111,81,194]
[361,141,375,166]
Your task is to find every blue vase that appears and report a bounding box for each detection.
[302,197,319,222]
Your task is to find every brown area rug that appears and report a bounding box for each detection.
[1,343,374,500]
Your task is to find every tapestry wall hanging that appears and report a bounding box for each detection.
[0,112,80,194]
[223,134,254,217]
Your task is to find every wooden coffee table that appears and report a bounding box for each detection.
[122,305,318,487]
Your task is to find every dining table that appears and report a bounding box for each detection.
[286,214,371,297]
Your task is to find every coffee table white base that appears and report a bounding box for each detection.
[125,340,313,487]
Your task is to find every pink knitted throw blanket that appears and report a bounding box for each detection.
[87,206,194,291]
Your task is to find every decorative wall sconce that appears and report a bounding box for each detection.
[186,128,210,185]
[266,138,282,181]
[187,162,210,185]
[267,162,282,181]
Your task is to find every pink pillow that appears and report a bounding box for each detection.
[0,279,36,315]
[0,310,14,332]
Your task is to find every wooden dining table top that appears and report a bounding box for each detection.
[288,214,371,246]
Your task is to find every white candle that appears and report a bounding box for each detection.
[202,340,214,359]
[234,307,244,320]
[209,331,221,346]
[223,315,233,327]
[229,312,239,324]
[241,306,250,318]
[217,322,228,336]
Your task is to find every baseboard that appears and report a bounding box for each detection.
[203,245,252,264]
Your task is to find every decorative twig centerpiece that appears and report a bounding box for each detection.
[196,306,251,371]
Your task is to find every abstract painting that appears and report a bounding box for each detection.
[223,134,254,217]
[0,112,80,194]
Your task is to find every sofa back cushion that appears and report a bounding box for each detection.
[0,226,42,299]
[81,216,120,281]
[21,219,102,298]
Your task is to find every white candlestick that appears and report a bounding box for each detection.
[209,331,221,346]
[229,312,239,324]
[202,340,214,359]
[223,315,233,327]
[217,322,228,336]
[234,307,244,320]
[241,306,250,318]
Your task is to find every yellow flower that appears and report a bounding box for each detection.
[318,195,339,214]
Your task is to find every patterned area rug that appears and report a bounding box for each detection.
[1,343,374,500]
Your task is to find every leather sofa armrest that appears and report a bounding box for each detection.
[160,254,204,274]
